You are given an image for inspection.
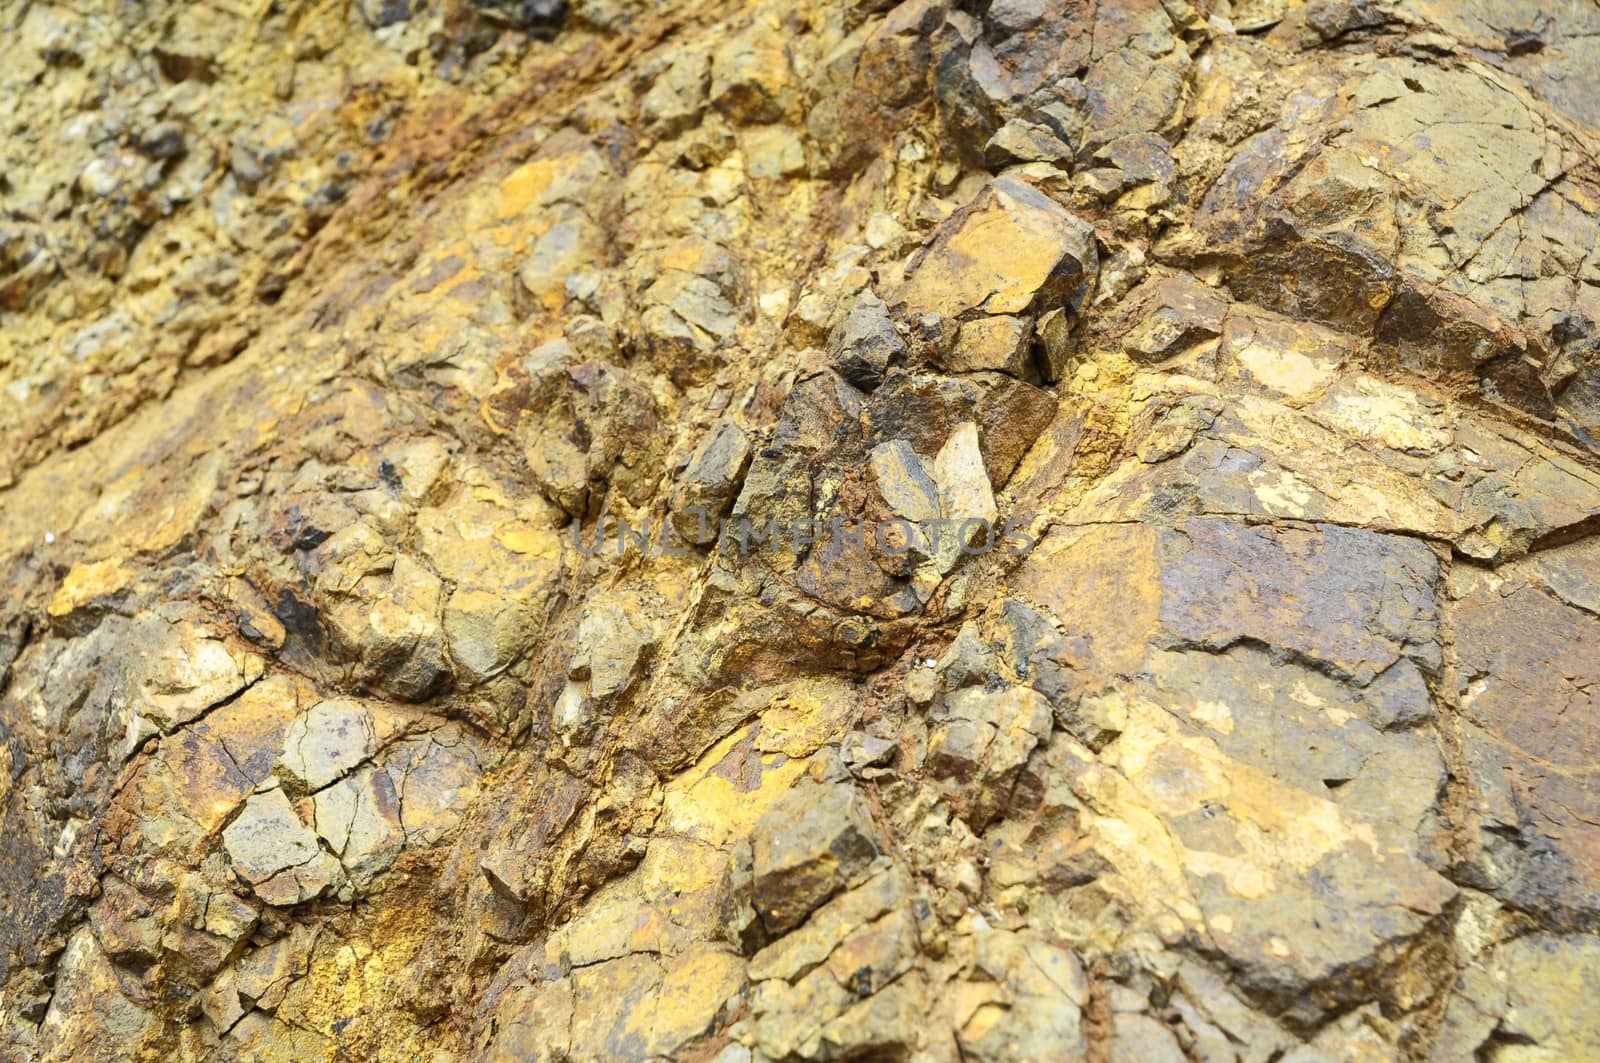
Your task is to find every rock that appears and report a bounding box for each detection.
[742,125,807,180]
[388,730,482,848]
[640,270,741,368]
[445,586,537,684]
[641,48,710,136]
[827,290,906,390]
[86,877,161,966]
[869,439,940,523]
[946,315,1034,376]
[137,620,265,733]
[137,122,187,161]
[276,698,373,792]
[1484,934,1600,1059]
[747,903,921,1059]
[36,930,158,1057]
[934,620,993,690]
[313,765,404,885]
[955,930,1090,1061]
[985,119,1073,167]
[1110,1013,1186,1063]
[1453,561,1600,928]
[570,603,652,703]
[170,876,258,976]
[895,177,1097,321]
[1121,274,1229,363]
[672,419,752,545]
[748,780,882,937]
[231,926,317,1011]
[470,0,567,35]
[7,1,1600,1058]
[755,869,904,983]
[1034,306,1076,382]
[222,787,342,905]
[320,550,452,701]
[710,26,795,124]
[930,421,998,569]
[927,685,1053,824]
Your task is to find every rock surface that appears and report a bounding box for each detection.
[3,0,1600,1059]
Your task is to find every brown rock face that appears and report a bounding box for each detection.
[4,0,1600,1060]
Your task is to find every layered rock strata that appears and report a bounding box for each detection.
[3,0,1600,1059]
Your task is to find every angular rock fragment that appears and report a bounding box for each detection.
[946,315,1033,376]
[927,685,1053,825]
[312,766,404,885]
[640,47,711,136]
[640,271,740,365]
[934,620,993,691]
[318,547,452,702]
[955,930,1090,1062]
[222,788,342,906]
[444,587,535,685]
[276,698,373,793]
[710,28,795,124]
[929,421,998,572]
[895,177,1097,322]
[869,439,939,523]
[1454,563,1600,929]
[1121,274,1229,364]
[469,0,566,36]
[749,780,882,936]
[569,603,652,702]
[137,621,264,733]
[827,290,905,390]
[672,419,752,545]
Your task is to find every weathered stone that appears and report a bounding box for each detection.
[445,587,537,685]
[709,25,795,124]
[231,925,316,1011]
[86,877,162,966]
[955,930,1089,1062]
[35,930,158,1057]
[276,698,373,793]
[1110,1012,1185,1063]
[640,271,741,365]
[932,421,995,522]
[222,787,342,906]
[985,118,1073,167]
[747,905,920,1058]
[321,551,452,702]
[672,419,752,545]
[946,314,1034,376]
[640,47,711,136]
[895,177,1097,321]
[1454,564,1600,929]
[313,766,404,885]
[827,290,905,391]
[1034,306,1077,382]
[935,620,994,691]
[7,2,1600,1058]
[1121,274,1229,364]
[748,780,881,937]
[569,603,652,702]
[869,439,940,524]
[1484,934,1600,1059]
[136,620,265,733]
[927,685,1053,825]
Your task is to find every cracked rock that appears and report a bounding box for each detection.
[222,787,342,906]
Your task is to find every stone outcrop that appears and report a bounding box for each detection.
[3,0,1600,1060]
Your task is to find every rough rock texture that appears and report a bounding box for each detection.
[2,0,1600,1059]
